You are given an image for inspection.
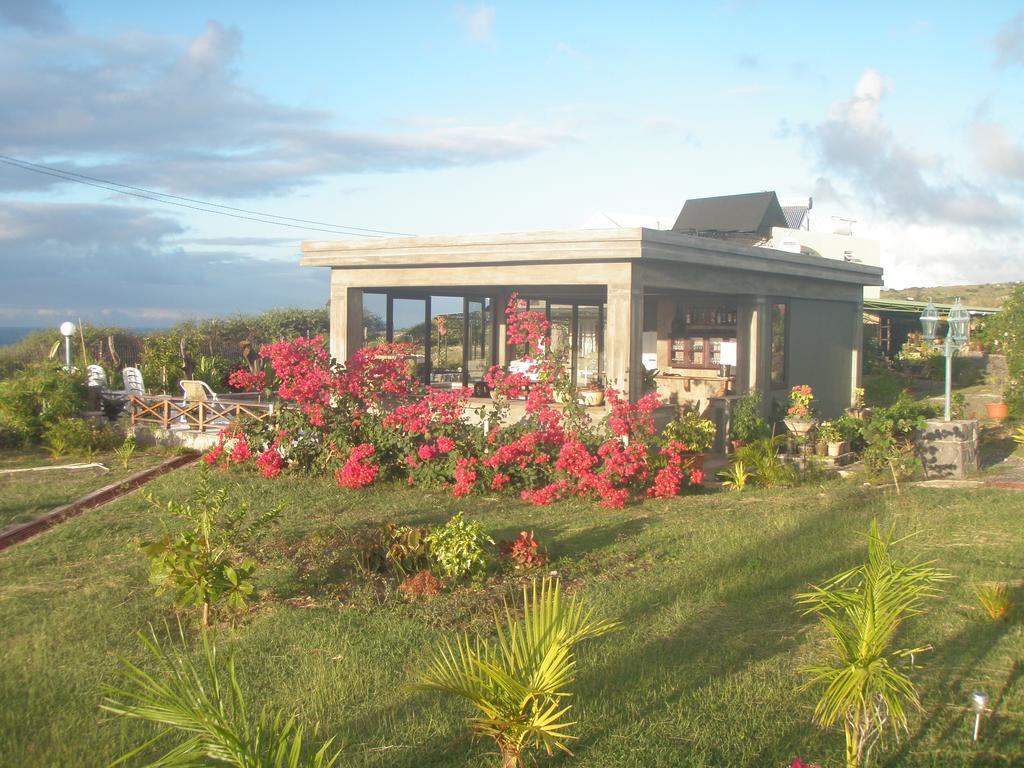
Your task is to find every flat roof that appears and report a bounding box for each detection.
[864,298,999,315]
[301,228,883,287]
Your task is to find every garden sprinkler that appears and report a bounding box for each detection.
[971,691,989,741]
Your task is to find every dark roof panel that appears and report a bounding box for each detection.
[672,191,789,238]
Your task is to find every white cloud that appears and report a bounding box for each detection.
[971,121,1024,182]
[457,4,495,45]
[993,12,1024,68]
[807,69,1017,229]
[0,19,570,197]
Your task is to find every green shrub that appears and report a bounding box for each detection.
[730,391,771,443]
[355,523,432,578]
[979,284,1024,416]
[43,418,123,458]
[735,436,797,488]
[663,412,717,452]
[0,363,86,446]
[425,512,493,580]
[834,414,866,452]
[861,370,905,408]
[861,394,933,478]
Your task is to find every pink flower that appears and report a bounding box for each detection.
[417,443,438,461]
[336,443,379,489]
[436,436,456,453]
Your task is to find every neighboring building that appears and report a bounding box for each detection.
[862,298,999,358]
[301,205,882,424]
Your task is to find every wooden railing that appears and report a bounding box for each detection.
[128,395,274,432]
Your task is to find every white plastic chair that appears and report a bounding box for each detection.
[122,367,146,397]
[85,364,108,388]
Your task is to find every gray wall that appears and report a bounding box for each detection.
[777,298,857,419]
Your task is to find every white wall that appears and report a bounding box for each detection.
[769,227,881,299]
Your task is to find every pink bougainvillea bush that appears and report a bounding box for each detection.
[210,293,705,507]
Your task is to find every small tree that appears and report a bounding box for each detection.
[796,520,949,768]
[141,473,279,626]
[979,284,1024,415]
[412,578,619,767]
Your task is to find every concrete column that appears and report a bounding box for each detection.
[736,300,761,394]
[851,299,863,407]
[605,270,643,399]
[494,289,511,366]
[329,275,363,364]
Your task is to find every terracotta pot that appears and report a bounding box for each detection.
[729,439,746,453]
[986,401,1009,422]
[581,389,605,407]
[681,452,704,472]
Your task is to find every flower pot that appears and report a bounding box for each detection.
[784,417,818,437]
[581,389,605,407]
[986,401,1009,422]
[729,439,746,453]
[681,452,704,472]
[827,440,848,457]
[815,440,828,456]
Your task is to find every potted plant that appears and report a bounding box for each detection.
[580,374,605,407]
[846,386,871,420]
[729,391,770,451]
[662,412,717,471]
[985,400,1009,422]
[784,384,817,437]
[817,420,847,457]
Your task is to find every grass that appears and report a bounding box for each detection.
[0,464,1022,767]
[0,447,174,529]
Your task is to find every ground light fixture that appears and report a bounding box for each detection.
[59,321,76,371]
[971,691,989,741]
[919,298,968,421]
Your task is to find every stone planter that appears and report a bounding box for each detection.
[916,419,979,479]
[985,402,1009,422]
[784,417,818,437]
[581,389,605,407]
[827,441,849,457]
[814,440,828,456]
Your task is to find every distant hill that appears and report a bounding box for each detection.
[881,282,1019,308]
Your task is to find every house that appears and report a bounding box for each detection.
[300,195,883,424]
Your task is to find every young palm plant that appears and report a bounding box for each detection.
[101,627,341,768]
[412,577,619,768]
[796,520,950,768]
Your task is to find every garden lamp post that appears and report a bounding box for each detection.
[59,321,76,371]
[971,691,989,741]
[920,299,969,421]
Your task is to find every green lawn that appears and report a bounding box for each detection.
[0,465,1022,767]
[0,448,174,529]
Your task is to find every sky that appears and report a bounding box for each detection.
[1,0,1022,327]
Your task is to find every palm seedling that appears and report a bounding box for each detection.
[975,582,1012,621]
[411,577,620,768]
[796,520,950,768]
[717,459,751,491]
[102,627,340,768]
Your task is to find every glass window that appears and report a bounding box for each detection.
[466,299,491,382]
[577,305,603,387]
[430,296,463,385]
[770,302,787,387]
[362,292,387,345]
[393,298,426,381]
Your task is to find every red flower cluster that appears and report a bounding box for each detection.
[500,530,549,568]
[338,342,422,405]
[606,389,661,439]
[383,387,467,435]
[484,364,532,400]
[229,436,252,463]
[504,292,549,355]
[255,447,283,478]
[452,457,479,497]
[259,336,334,426]
[336,443,379,489]
[228,369,267,392]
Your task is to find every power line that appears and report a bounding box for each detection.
[0,154,415,238]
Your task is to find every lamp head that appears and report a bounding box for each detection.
[920,301,939,342]
[59,321,76,337]
[948,298,970,346]
[971,691,989,713]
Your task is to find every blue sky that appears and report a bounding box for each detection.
[1,1,1022,326]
